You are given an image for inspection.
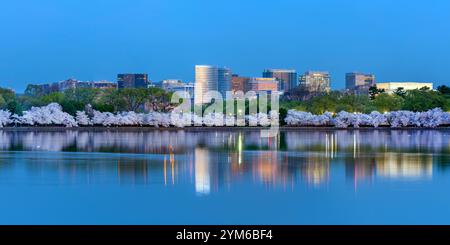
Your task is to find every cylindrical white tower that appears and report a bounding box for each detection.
[194,65,218,105]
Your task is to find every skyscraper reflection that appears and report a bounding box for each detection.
[376,153,433,179]
[301,155,330,186]
[194,147,211,195]
[0,129,446,192]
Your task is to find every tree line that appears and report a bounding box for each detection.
[0,87,174,115]
[280,85,450,115]
[0,85,449,116]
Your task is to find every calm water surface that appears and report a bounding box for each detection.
[0,129,449,224]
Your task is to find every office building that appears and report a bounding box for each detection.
[58,78,78,91]
[27,78,117,95]
[299,71,331,93]
[89,80,117,89]
[231,74,250,93]
[194,65,231,104]
[161,79,183,90]
[161,79,194,99]
[262,69,297,92]
[77,80,117,89]
[218,67,232,96]
[117,74,149,88]
[376,82,434,93]
[248,77,279,93]
[346,72,375,92]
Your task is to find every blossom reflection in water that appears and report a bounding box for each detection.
[1,129,450,224]
[0,129,447,195]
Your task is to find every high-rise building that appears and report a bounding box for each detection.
[346,72,375,93]
[248,77,279,93]
[299,71,331,93]
[262,69,297,92]
[376,82,433,93]
[231,74,250,92]
[117,74,149,88]
[218,67,232,96]
[195,65,218,105]
[194,65,231,104]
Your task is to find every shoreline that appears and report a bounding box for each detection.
[0,126,449,132]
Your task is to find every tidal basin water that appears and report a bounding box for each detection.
[0,128,449,224]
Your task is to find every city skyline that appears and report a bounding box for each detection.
[1,0,450,92]
[3,63,447,94]
[23,67,439,95]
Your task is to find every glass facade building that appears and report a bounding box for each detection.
[299,71,331,93]
[262,69,297,92]
[218,67,232,97]
[194,65,231,104]
[117,74,149,88]
[194,65,218,105]
[345,72,375,94]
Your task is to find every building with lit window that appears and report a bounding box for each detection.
[299,71,331,93]
[262,69,297,92]
[346,72,375,94]
[117,74,149,88]
[248,77,279,94]
[231,74,250,93]
[194,65,232,104]
[218,67,232,96]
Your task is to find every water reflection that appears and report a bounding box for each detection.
[0,129,449,194]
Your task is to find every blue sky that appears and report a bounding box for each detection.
[1,0,449,92]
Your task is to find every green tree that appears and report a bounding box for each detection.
[338,94,372,113]
[372,93,404,112]
[0,88,16,103]
[146,87,173,112]
[40,92,65,105]
[0,95,6,109]
[95,88,122,112]
[117,88,150,112]
[393,87,406,98]
[281,100,306,111]
[309,94,339,114]
[0,88,23,114]
[402,89,446,111]
[64,88,100,105]
[24,84,47,97]
[279,108,288,126]
[437,85,450,95]
[6,99,23,114]
[368,86,385,100]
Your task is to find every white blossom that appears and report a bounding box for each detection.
[285,108,450,128]
[75,111,92,126]
[370,111,388,128]
[14,103,77,127]
[0,110,11,127]
[1,103,449,128]
[203,112,224,127]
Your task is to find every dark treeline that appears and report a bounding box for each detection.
[0,85,449,116]
[0,87,174,115]
[280,85,450,114]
